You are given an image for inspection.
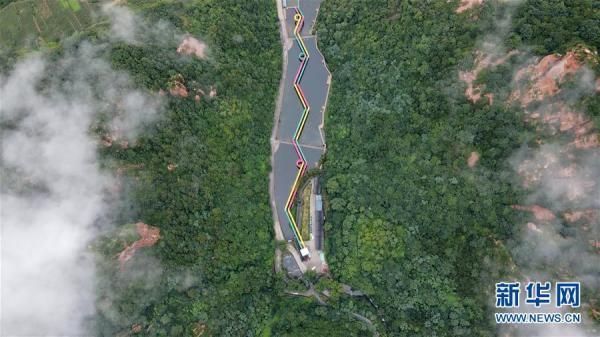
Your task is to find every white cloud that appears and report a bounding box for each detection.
[0,43,161,336]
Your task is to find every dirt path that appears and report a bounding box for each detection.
[285,285,326,305]
[349,313,380,337]
[274,248,282,273]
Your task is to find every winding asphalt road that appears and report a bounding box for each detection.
[270,0,330,246]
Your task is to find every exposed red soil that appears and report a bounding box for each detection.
[467,151,480,167]
[517,153,597,200]
[512,205,556,222]
[459,70,481,102]
[527,222,542,233]
[177,36,207,59]
[516,151,558,188]
[459,50,517,103]
[563,209,599,224]
[131,324,142,333]
[101,134,113,147]
[118,222,160,269]
[534,104,593,135]
[101,133,128,148]
[194,88,205,102]
[570,133,600,149]
[512,50,600,151]
[524,104,599,152]
[511,52,582,106]
[510,68,600,293]
[169,81,188,97]
[563,209,599,233]
[209,86,217,98]
[567,180,596,202]
[555,164,577,178]
[456,0,483,13]
[167,74,189,97]
[193,86,216,102]
[192,322,207,336]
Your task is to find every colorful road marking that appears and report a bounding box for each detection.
[285,4,311,256]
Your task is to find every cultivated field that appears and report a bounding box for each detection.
[0,0,97,49]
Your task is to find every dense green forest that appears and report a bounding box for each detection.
[317,0,599,336]
[93,1,356,336]
[95,1,279,335]
[89,1,375,336]
[508,0,600,54]
[317,1,524,335]
[1,0,371,335]
[2,0,599,336]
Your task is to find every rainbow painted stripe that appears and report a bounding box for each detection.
[285,5,310,254]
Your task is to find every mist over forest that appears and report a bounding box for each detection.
[0,0,598,336]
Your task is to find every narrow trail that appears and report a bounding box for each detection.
[285,286,380,337]
[349,313,380,337]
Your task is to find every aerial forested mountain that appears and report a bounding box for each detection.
[317,0,599,336]
[1,0,598,336]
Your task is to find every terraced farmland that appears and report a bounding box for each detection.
[0,0,97,49]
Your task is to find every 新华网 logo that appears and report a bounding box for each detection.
[494,281,582,324]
